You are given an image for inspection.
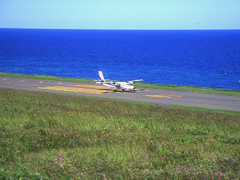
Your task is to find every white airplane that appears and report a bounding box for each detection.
[95,71,143,92]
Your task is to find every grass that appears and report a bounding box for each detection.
[0,72,93,83]
[1,72,240,96]
[1,88,239,179]
[172,105,240,116]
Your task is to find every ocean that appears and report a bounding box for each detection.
[0,29,240,90]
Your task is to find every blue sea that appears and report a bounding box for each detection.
[0,29,240,90]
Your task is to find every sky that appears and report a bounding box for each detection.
[0,0,239,30]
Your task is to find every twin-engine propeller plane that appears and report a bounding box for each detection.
[95,71,143,92]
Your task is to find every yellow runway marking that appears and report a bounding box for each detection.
[39,81,43,84]
[146,94,182,98]
[59,82,62,85]
[2,78,7,81]
[134,89,142,92]
[38,84,142,95]
[236,102,240,103]
[20,80,24,82]
[74,84,113,90]
[38,85,112,95]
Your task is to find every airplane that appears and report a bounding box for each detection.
[95,71,143,92]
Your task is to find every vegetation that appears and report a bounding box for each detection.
[1,72,240,96]
[1,88,239,179]
[0,72,92,83]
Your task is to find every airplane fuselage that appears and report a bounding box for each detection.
[114,82,134,91]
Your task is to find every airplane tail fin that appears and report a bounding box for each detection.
[98,71,105,82]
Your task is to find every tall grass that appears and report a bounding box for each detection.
[1,88,239,179]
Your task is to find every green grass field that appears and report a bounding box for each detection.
[1,88,239,179]
[1,72,240,96]
[0,72,93,83]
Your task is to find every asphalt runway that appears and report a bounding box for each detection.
[1,77,240,112]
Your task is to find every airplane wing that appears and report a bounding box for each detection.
[131,79,143,82]
[102,83,116,88]
[128,79,143,84]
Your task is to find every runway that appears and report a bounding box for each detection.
[1,77,240,112]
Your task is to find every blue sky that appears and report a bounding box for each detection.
[0,0,239,29]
